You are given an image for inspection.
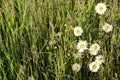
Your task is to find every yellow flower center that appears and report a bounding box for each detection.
[73,65,79,70]
[80,44,85,49]
[92,65,97,69]
[69,45,72,48]
[46,46,49,50]
[67,53,70,57]
[76,29,80,33]
[105,26,110,30]
[93,45,97,50]
[98,58,102,62]
[99,6,103,11]
[64,24,67,27]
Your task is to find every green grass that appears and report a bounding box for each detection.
[0,0,120,80]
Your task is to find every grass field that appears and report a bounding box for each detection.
[0,0,120,80]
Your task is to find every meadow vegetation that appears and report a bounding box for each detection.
[0,0,120,80]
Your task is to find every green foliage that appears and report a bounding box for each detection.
[0,0,119,80]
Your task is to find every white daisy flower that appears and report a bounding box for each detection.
[102,23,113,33]
[95,55,105,65]
[49,40,57,45]
[89,62,100,72]
[74,26,83,36]
[95,3,107,14]
[72,63,81,72]
[77,41,88,52]
[89,43,100,55]
[55,32,62,38]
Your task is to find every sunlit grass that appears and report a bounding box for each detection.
[0,0,120,80]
